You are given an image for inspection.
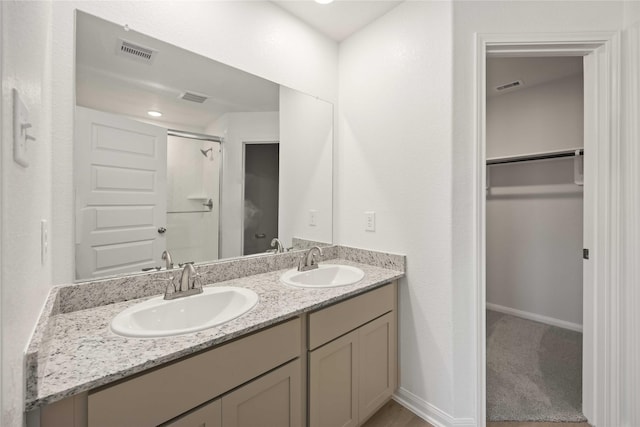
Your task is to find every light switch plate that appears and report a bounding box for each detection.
[13,89,30,167]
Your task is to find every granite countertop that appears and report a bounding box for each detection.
[26,258,403,411]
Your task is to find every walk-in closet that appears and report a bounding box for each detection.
[485,56,586,424]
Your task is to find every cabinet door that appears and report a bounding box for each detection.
[358,312,396,424]
[309,330,359,427]
[164,399,221,427]
[222,359,301,427]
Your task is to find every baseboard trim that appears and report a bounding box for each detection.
[393,388,475,427]
[486,302,583,333]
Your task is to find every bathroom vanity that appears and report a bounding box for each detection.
[26,247,404,427]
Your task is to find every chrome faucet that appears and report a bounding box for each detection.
[270,238,286,254]
[161,250,174,270]
[163,263,203,300]
[298,246,323,272]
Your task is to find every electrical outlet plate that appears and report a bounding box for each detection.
[309,210,317,226]
[13,89,30,167]
[41,220,48,264]
[365,211,376,232]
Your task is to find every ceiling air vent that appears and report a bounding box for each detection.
[495,80,523,92]
[116,39,157,64]
[180,91,209,104]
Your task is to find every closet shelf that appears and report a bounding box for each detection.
[487,148,584,166]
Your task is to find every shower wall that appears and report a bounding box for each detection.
[166,135,220,264]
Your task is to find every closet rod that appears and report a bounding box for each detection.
[486,148,584,166]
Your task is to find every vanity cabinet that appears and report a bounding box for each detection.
[38,281,397,427]
[52,318,302,427]
[164,359,301,427]
[308,283,397,427]
[164,399,221,427]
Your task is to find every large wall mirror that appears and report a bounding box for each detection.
[74,11,333,280]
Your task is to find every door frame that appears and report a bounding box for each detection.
[240,140,279,255]
[474,32,621,427]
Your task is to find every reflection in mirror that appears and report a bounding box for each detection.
[166,133,222,262]
[74,11,333,281]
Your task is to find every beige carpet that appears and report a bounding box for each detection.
[486,310,586,422]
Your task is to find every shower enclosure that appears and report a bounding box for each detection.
[166,133,221,263]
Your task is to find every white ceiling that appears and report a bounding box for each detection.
[272,0,403,41]
[487,57,583,97]
[76,12,279,130]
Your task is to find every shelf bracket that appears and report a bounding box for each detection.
[574,150,584,186]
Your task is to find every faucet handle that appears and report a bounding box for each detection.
[158,275,177,299]
[191,273,202,290]
[298,254,307,271]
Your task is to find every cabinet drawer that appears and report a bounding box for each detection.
[88,318,301,427]
[308,283,394,350]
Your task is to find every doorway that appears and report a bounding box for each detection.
[484,56,585,423]
[474,33,622,427]
[242,142,280,255]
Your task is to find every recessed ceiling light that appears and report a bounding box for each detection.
[147,110,163,117]
[314,0,334,4]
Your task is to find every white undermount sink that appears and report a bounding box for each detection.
[110,286,259,338]
[280,264,365,288]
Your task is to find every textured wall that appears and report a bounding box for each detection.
[1,1,53,425]
[337,1,456,422]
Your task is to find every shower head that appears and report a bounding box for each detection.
[200,148,213,157]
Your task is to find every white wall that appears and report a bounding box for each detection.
[487,74,584,158]
[337,1,456,422]
[486,161,584,327]
[279,86,333,248]
[1,1,53,426]
[486,74,584,328]
[625,0,640,26]
[452,1,622,422]
[206,112,279,259]
[51,1,338,284]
